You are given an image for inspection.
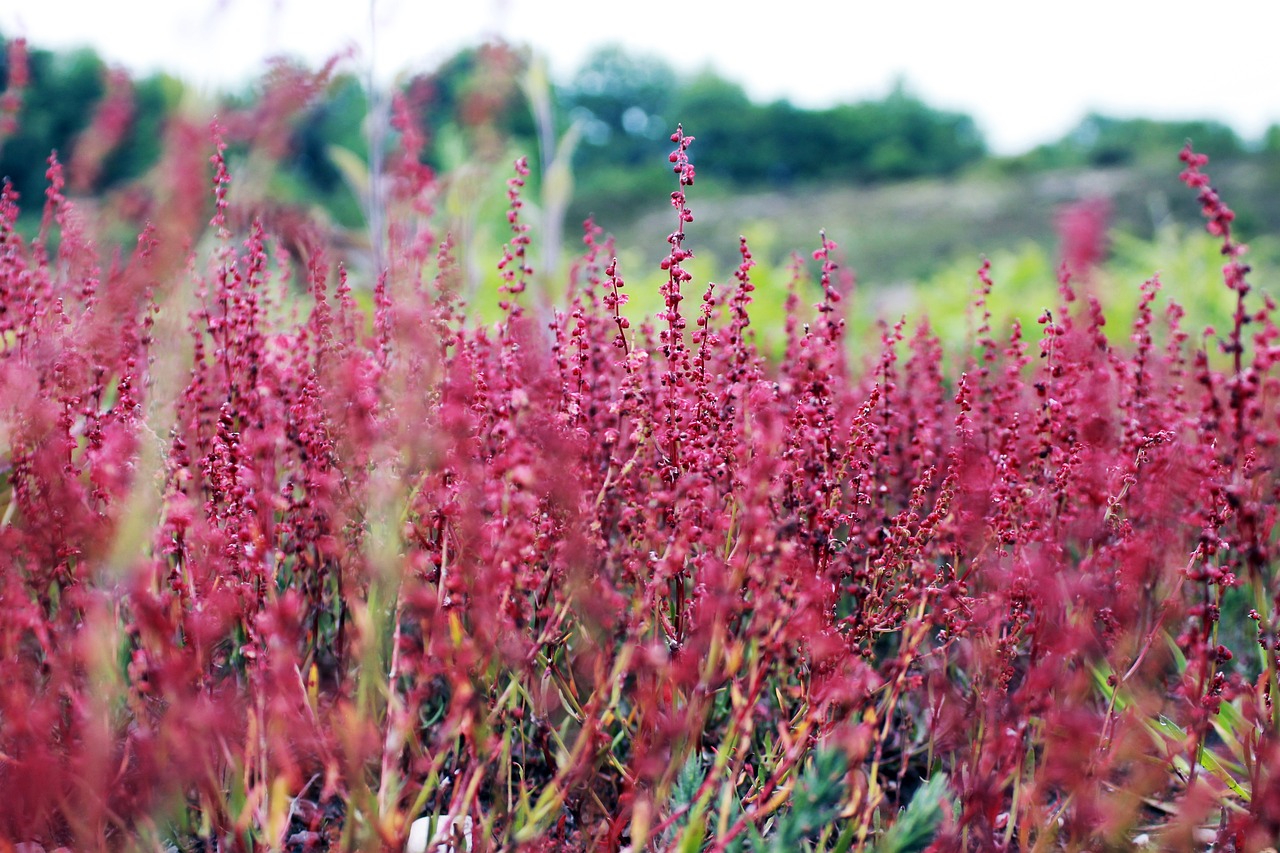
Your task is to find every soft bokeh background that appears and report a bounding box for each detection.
[5,0,1280,153]
[2,0,1279,343]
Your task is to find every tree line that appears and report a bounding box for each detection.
[0,35,1267,230]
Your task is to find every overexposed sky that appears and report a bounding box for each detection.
[2,0,1279,154]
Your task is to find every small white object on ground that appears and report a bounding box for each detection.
[405,814,474,852]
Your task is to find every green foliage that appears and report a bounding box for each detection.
[564,45,676,163]
[0,38,104,201]
[98,71,182,188]
[0,34,180,209]
[722,746,851,853]
[290,73,368,187]
[898,221,1280,361]
[409,41,538,165]
[1022,112,1245,170]
[873,775,952,853]
[563,49,988,223]
[6,33,1276,311]
[275,72,368,227]
[905,242,1057,346]
[661,751,710,850]
[773,747,850,849]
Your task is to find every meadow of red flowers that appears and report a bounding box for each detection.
[1,38,1279,852]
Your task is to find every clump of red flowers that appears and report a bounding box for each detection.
[1,42,1279,852]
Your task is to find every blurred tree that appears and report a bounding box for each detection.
[669,70,781,183]
[97,71,181,189]
[807,81,985,182]
[565,51,988,225]
[409,41,536,167]
[284,71,368,226]
[563,45,676,169]
[1264,124,1280,154]
[869,80,986,177]
[1028,113,1245,169]
[0,35,179,205]
[0,38,106,204]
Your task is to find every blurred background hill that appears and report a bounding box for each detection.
[2,31,1279,328]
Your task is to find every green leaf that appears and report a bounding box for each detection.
[770,747,848,851]
[664,751,709,850]
[1145,716,1251,801]
[327,144,370,203]
[874,774,952,853]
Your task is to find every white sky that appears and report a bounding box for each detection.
[2,0,1279,154]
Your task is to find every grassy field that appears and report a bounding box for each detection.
[600,157,1280,288]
